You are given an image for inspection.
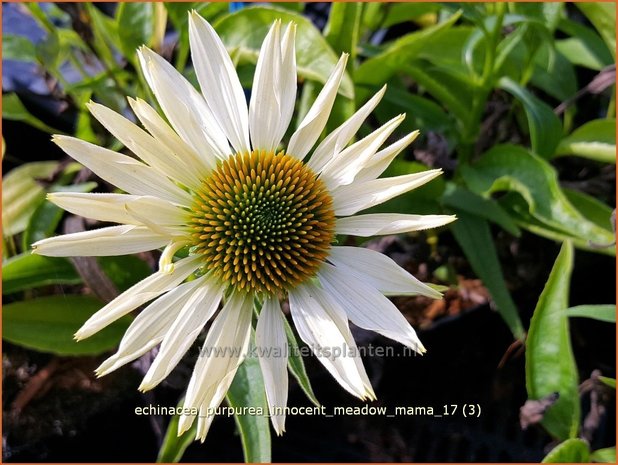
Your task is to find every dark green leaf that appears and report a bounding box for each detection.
[450,212,525,339]
[283,316,320,407]
[2,253,81,295]
[591,447,616,463]
[555,119,616,164]
[3,296,130,356]
[324,3,363,62]
[2,94,63,134]
[566,305,615,323]
[97,256,153,292]
[382,3,441,28]
[542,438,590,463]
[227,346,271,463]
[116,3,154,61]
[499,77,563,158]
[214,6,354,99]
[157,398,196,463]
[526,241,580,440]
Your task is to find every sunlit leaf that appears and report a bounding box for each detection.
[555,119,616,164]
[2,253,81,295]
[542,438,590,463]
[565,305,615,323]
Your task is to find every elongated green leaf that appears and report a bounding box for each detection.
[499,77,563,158]
[591,447,616,463]
[2,94,63,134]
[3,296,130,356]
[116,3,154,60]
[2,253,81,295]
[227,347,271,463]
[157,398,196,463]
[555,119,616,164]
[382,3,441,28]
[526,241,580,440]
[563,188,614,232]
[557,18,613,71]
[566,305,616,323]
[450,212,525,339]
[2,161,58,236]
[3,34,37,62]
[283,316,319,407]
[542,438,590,463]
[599,376,616,389]
[324,3,363,62]
[214,6,354,99]
[462,144,615,253]
[442,184,520,236]
[576,3,616,59]
[355,12,462,101]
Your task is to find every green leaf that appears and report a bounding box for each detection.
[324,3,363,62]
[591,447,616,463]
[542,438,590,463]
[2,161,58,236]
[563,188,615,232]
[556,19,613,71]
[526,241,580,440]
[442,184,520,236]
[3,295,130,356]
[450,211,525,339]
[576,3,616,59]
[499,77,563,158]
[355,11,462,101]
[2,253,81,295]
[381,3,441,28]
[283,315,320,407]
[461,144,615,254]
[214,6,354,99]
[555,119,616,164]
[598,377,616,389]
[3,34,37,62]
[116,3,154,61]
[97,256,153,292]
[157,398,196,463]
[566,305,616,323]
[2,94,64,134]
[226,345,271,463]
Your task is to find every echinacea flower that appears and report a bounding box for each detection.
[32,12,455,441]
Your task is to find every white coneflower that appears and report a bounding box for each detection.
[32,12,455,441]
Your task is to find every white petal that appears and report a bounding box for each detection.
[255,297,288,435]
[289,283,374,400]
[336,213,456,236]
[138,47,231,160]
[73,255,202,340]
[189,12,250,154]
[308,85,386,173]
[48,193,188,228]
[319,114,405,190]
[318,262,426,353]
[328,246,442,299]
[95,276,209,377]
[139,275,225,391]
[178,291,253,437]
[249,21,297,153]
[129,97,214,174]
[332,169,443,216]
[355,131,419,182]
[31,225,170,257]
[52,135,191,205]
[287,54,348,160]
[87,102,202,189]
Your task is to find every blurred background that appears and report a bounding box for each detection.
[2,2,616,462]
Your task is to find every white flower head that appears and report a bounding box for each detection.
[33,12,455,441]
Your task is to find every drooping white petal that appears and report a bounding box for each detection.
[318,262,427,354]
[355,130,419,182]
[336,213,456,236]
[308,85,386,174]
[95,275,209,377]
[52,135,191,205]
[87,102,202,189]
[31,225,170,258]
[289,283,374,400]
[128,97,214,174]
[287,54,348,160]
[255,297,288,435]
[332,169,443,216]
[139,275,225,391]
[328,246,442,299]
[138,47,231,160]
[48,193,188,228]
[319,114,405,190]
[73,255,202,340]
[189,12,250,154]
[178,291,253,437]
[249,21,297,153]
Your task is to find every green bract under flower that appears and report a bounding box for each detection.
[190,150,335,294]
